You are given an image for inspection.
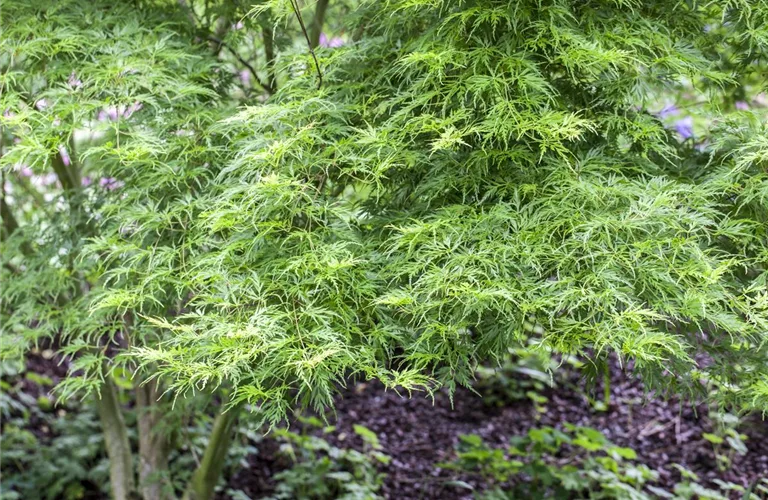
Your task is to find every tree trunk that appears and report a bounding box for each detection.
[309,0,330,49]
[137,380,172,500]
[182,400,241,500]
[263,26,277,93]
[96,377,136,500]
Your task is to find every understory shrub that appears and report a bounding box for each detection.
[267,419,388,500]
[442,426,767,499]
[0,359,110,500]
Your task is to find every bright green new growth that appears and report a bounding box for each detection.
[122,0,768,414]
[1,0,768,496]
[4,0,768,414]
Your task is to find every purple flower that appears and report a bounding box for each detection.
[81,176,92,186]
[735,100,749,111]
[20,166,33,177]
[674,116,694,140]
[98,104,141,121]
[68,71,82,89]
[123,101,143,118]
[42,173,58,186]
[99,177,124,191]
[35,99,48,111]
[232,21,244,30]
[319,32,344,48]
[657,103,679,119]
[58,145,71,167]
[239,69,251,86]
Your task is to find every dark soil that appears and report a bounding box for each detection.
[226,365,768,499]
[6,345,767,499]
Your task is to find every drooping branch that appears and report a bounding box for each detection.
[290,0,323,89]
[207,35,274,95]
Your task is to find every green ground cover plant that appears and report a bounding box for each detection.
[442,425,768,499]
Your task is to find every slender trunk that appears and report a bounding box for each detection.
[0,197,20,237]
[309,0,330,49]
[1,192,33,259]
[96,377,136,500]
[262,26,277,93]
[602,367,611,408]
[182,400,242,500]
[137,379,172,500]
[51,147,77,192]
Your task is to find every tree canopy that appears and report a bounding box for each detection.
[2,0,768,428]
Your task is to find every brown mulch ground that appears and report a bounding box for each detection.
[6,345,768,499]
[226,366,768,499]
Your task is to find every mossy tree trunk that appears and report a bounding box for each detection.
[137,379,172,500]
[182,399,241,500]
[96,377,137,500]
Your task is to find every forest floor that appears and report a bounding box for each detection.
[9,347,768,499]
[227,364,768,499]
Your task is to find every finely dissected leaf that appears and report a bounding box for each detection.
[1,0,767,428]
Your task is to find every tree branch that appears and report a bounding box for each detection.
[1,181,33,257]
[290,0,323,89]
[262,26,277,93]
[207,35,274,95]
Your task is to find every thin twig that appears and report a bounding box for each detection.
[207,35,274,94]
[289,0,323,89]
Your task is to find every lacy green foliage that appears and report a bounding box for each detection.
[0,0,228,397]
[127,0,768,416]
[267,418,389,500]
[2,0,768,427]
[442,426,760,500]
